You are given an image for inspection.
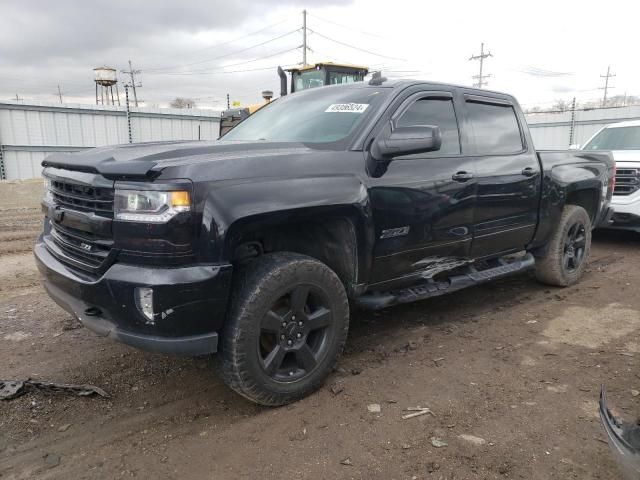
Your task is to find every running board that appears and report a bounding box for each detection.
[357,253,535,310]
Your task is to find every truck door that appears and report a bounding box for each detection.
[461,94,541,258]
[367,90,477,286]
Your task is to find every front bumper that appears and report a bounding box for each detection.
[34,237,233,356]
[607,187,640,232]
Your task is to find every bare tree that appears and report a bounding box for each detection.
[551,99,571,112]
[170,97,197,109]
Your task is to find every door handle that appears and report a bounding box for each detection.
[522,167,538,177]
[452,171,474,182]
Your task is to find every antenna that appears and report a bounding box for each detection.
[469,42,492,88]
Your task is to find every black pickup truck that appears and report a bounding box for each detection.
[35,79,615,405]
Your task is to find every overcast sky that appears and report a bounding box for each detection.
[1,0,638,110]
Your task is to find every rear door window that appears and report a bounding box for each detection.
[466,101,523,154]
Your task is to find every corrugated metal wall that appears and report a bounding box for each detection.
[0,101,221,180]
[526,105,640,150]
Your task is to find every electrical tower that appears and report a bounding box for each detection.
[599,65,615,107]
[55,85,63,104]
[469,42,492,88]
[122,60,142,107]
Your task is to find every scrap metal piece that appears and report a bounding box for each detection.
[599,385,640,480]
[0,380,25,400]
[0,379,110,400]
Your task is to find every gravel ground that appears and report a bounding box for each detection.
[0,181,638,479]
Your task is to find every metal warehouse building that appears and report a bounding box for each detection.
[0,101,221,180]
[526,105,640,149]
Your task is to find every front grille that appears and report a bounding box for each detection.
[614,168,640,196]
[50,178,114,217]
[45,175,115,274]
[50,223,113,270]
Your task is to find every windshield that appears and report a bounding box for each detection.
[584,126,640,150]
[293,70,325,91]
[222,87,388,145]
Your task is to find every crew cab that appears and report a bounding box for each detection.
[35,79,615,405]
[582,120,640,232]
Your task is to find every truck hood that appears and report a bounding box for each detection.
[42,140,315,179]
[611,150,640,163]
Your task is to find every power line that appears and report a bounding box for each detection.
[309,29,405,61]
[599,65,616,107]
[143,18,292,65]
[469,42,492,88]
[145,48,299,75]
[307,12,386,39]
[145,28,300,73]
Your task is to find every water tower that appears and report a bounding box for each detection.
[94,66,120,106]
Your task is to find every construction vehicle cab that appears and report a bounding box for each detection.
[285,62,369,93]
[219,90,273,137]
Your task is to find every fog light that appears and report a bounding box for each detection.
[135,287,155,324]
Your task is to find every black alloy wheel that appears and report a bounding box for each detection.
[257,285,334,382]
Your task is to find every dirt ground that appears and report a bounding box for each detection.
[1,181,639,479]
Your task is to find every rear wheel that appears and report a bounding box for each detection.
[221,252,349,406]
[535,205,592,287]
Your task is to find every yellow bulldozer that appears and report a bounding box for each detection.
[219,62,369,136]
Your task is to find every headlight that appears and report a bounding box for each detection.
[114,189,191,223]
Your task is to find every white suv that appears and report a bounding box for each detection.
[583,120,640,232]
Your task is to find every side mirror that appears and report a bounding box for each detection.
[371,125,442,161]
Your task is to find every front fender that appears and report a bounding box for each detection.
[198,175,374,281]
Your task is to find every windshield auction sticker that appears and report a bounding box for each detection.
[325,103,369,113]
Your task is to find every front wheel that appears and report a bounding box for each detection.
[535,205,592,287]
[221,252,349,406]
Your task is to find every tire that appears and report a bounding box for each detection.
[535,205,592,287]
[220,252,349,406]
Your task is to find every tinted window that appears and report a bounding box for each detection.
[223,87,389,145]
[466,101,523,154]
[396,98,460,154]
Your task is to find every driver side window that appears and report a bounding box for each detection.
[396,98,461,155]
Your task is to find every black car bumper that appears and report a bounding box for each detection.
[34,237,233,356]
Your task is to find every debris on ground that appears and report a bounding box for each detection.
[57,424,72,433]
[402,406,435,420]
[43,453,60,468]
[430,437,448,448]
[0,379,110,400]
[329,383,344,396]
[367,403,381,413]
[458,434,487,446]
[340,457,353,466]
[631,389,640,397]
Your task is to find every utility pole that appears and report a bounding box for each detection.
[14,94,23,102]
[122,60,141,107]
[302,9,308,65]
[469,42,492,88]
[569,97,577,146]
[124,85,133,144]
[55,85,64,103]
[599,65,615,108]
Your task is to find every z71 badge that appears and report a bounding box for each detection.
[380,226,410,239]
